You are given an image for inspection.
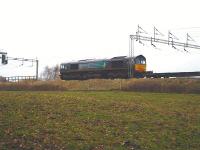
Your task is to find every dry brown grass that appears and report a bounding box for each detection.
[0,78,200,94]
[124,78,200,93]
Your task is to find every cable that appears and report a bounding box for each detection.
[169,27,200,31]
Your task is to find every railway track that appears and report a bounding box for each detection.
[146,71,200,78]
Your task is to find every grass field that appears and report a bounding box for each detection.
[0,91,200,150]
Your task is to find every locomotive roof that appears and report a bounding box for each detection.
[135,55,146,60]
[61,58,109,65]
[61,55,145,65]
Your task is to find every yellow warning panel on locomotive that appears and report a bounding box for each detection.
[135,64,146,72]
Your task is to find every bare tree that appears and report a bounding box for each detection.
[52,64,60,80]
[41,65,60,80]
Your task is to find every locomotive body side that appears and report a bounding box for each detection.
[60,55,146,80]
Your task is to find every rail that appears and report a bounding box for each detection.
[146,71,200,78]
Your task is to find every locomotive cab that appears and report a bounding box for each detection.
[134,55,146,73]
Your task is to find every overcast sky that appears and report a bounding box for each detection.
[1,0,200,76]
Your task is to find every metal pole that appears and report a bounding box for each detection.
[128,36,134,78]
[36,59,39,80]
[131,38,134,78]
[128,36,131,78]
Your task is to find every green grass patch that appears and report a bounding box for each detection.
[0,91,200,150]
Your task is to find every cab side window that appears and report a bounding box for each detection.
[60,65,64,69]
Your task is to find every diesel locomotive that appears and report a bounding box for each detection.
[60,55,146,80]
